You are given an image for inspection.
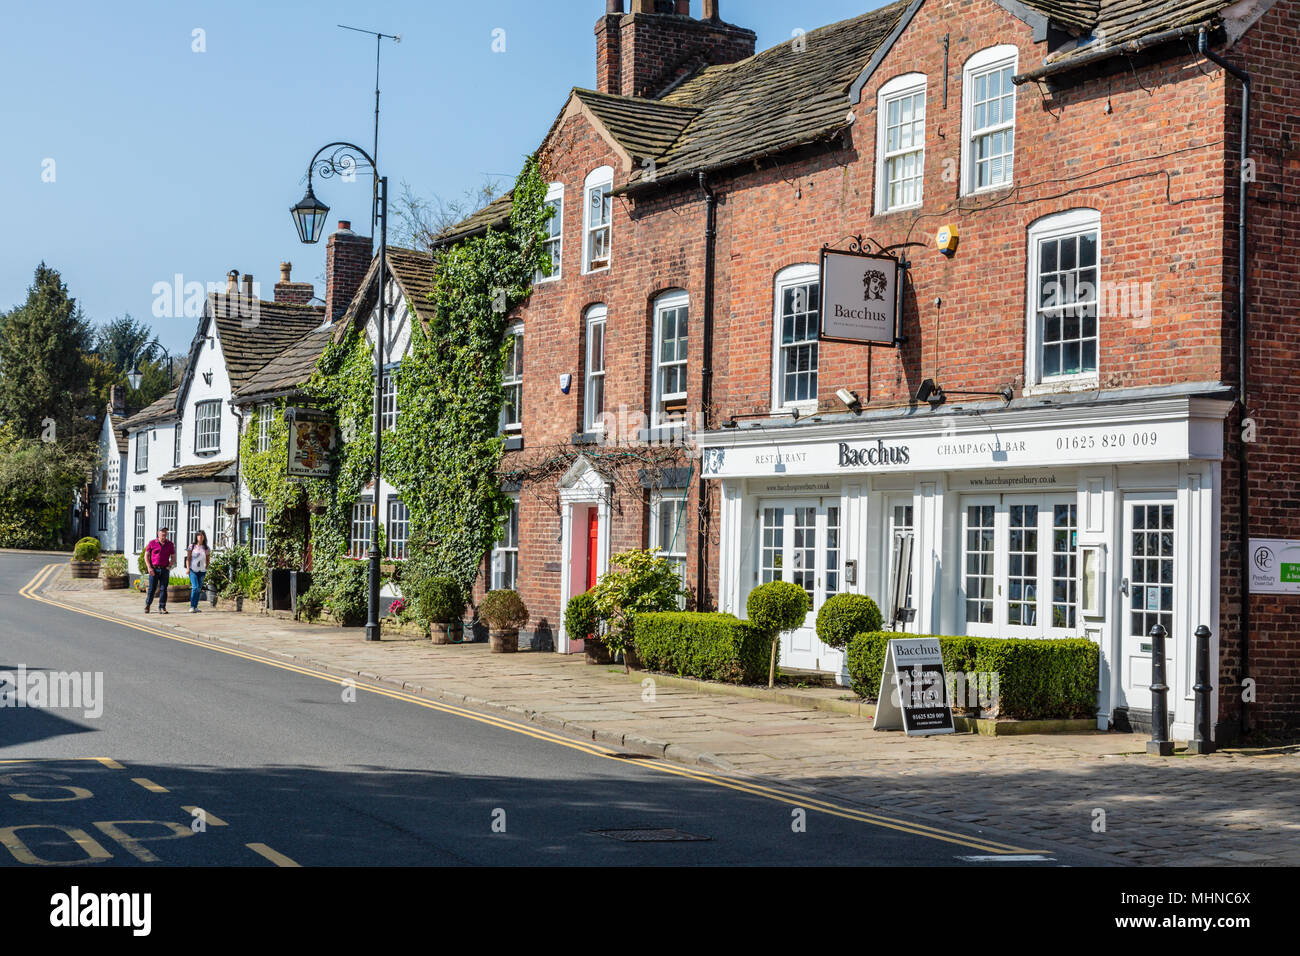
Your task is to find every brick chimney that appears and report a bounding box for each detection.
[109,384,126,417]
[597,0,755,98]
[273,261,315,305]
[324,221,373,325]
[241,273,255,299]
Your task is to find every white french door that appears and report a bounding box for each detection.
[961,494,1080,638]
[887,496,918,632]
[1120,494,1177,703]
[756,499,842,672]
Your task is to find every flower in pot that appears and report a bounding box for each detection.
[565,592,609,664]
[480,589,528,654]
[71,536,102,578]
[101,553,129,590]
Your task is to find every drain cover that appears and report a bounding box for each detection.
[593,828,711,843]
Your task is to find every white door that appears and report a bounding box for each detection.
[960,494,1081,638]
[755,499,842,672]
[887,497,919,632]
[1119,494,1177,710]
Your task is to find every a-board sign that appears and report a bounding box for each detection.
[872,638,955,736]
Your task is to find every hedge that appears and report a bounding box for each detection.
[846,632,1099,720]
[633,612,770,684]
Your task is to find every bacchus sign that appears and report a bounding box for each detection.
[820,247,900,345]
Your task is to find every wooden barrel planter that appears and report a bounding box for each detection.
[70,560,101,579]
[166,584,191,605]
[102,575,129,590]
[489,628,519,653]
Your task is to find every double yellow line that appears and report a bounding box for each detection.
[20,563,1037,856]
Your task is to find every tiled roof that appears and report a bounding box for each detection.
[118,389,179,431]
[434,193,515,246]
[210,294,325,392]
[338,246,439,331]
[572,88,700,167]
[110,414,128,454]
[1017,0,1236,74]
[159,459,237,485]
[233,324,334,402]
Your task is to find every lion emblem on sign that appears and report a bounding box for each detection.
[863,268,889,301]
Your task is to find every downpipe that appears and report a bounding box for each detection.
[696,171,717,610]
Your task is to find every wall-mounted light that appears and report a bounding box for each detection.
[835,388,862,412]
[915,378,1014,407]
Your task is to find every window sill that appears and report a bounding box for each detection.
[503,435,524,452]
[874,201,924,217]
[1023,377,1100,398]
[638,425,687,444]
[772,401,818,418]
[961,182,1014,200]
[582,265,611,276]
[534,275,561,285]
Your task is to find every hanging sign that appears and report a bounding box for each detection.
[285,407,337,479]
[820,247,899,345]
[872,638,955,735]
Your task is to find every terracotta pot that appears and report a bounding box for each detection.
[584,638,613,665]
[431,622,452,645]
[489,628,519,653]
[70,560,101,579]
[102,575,128,590]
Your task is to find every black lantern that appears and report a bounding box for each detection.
[128,361,142,390]
[290,183,330,244]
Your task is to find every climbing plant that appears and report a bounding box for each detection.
[386,155,551,593]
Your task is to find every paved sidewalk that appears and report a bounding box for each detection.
[40,568,1300,866]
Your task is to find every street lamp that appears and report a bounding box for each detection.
[128,361,142,391]
[291,141,389,643]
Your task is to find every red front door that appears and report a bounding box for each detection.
[585,509,599,591]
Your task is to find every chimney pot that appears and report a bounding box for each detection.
[242,273,254,298]
[280,261,292,283]
[226,270,239,293]
[606,0,623,12]
[337,220,353,233]
[703,0,720,20]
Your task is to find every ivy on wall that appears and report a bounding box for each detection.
[386,156,551,593]
[246,156,550,614]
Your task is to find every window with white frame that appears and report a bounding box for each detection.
[387,498,409,561]
[536,184,563,282]
[650,493,688,596]
[500,324,523,433]
[378,370,398,431]
[962,45,1018,194]
[134,507,146,552]
[97,502,108,532]
[135,431,148,472]
[583,167,613,273]
[962,495,1080,638]
[194,400,221,454]
[187,500,202,548]
[250,501,266,555]
[157,501,178,540]
[213,499,226,549]
[876,73,927,212]
[491,497,519,591]
[174,422,182,465]
[772,265,820,410]
[1027,208,1100,384]
[584,305,606,432]
[349,499,373,559]
[256,403,273,453]
[652,291,689,426]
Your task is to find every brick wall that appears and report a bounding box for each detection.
[616,9,755,98]
[325,223,373,325]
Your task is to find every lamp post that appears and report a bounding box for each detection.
[291,142,389,643]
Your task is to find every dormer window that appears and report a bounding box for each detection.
[583,167,613,273]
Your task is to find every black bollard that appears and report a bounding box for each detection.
[1188,625,1216,755]
[1147,623,1175,756]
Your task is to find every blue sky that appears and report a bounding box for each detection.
[3,0,889,354]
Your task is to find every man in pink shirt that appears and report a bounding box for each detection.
[143,526,176,614]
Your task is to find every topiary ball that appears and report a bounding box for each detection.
[815,593,883,649]
[480,589,529,630]
[73,536,101,561]
[746,580,810,635]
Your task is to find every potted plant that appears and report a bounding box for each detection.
[413,576,465,644]
[480,589,528,653]
[565,592,609,664]
[589,549,686,673]
[166,574,192,606]
[70,536,101,578]
[101,553,129,590]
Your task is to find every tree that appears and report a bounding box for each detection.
[391,177,506,252]
[0,423,97,549]
[0,263,96,446]
[94,314,163,374]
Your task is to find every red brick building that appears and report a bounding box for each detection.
[445,0,1299,739]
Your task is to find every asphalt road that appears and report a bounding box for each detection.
[0,552,1086,867]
